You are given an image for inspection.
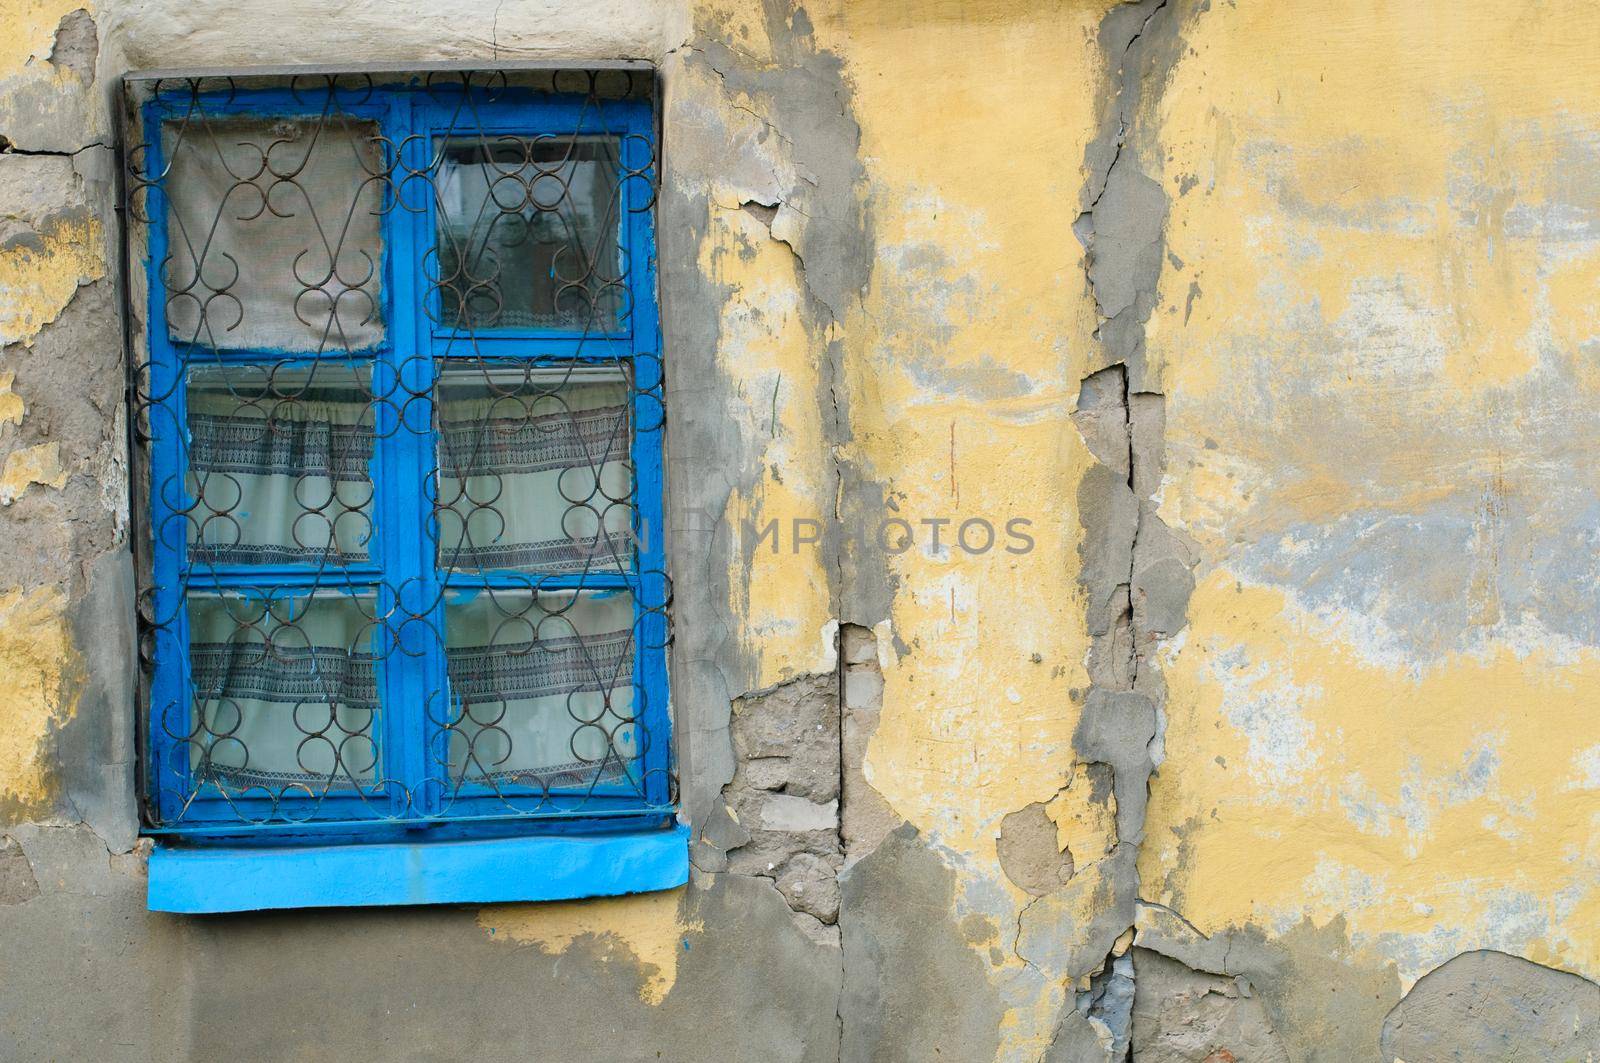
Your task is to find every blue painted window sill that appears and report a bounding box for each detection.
[148,824,690,914]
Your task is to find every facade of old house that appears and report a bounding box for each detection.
[1,1,1598,1060]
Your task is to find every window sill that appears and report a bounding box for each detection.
[147,823,689,914]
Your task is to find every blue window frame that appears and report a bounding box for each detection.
[124,68,680,910]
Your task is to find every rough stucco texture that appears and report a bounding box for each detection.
[1138,4,1600,1059]
[1,0,1598,1061]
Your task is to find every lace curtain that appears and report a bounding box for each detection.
[184,376,637,794]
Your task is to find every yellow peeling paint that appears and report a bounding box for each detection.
[0,585,78,816]
[1047,763,1118,869]
[477,888,701,1005]
[0,0,92,76]
[809,0,1107,853]
[699,197,837,687]
[1146,1,1600,400]
[804,3,1115,1057]
[0,213,107,348]
[685,1,1124,1051]
[1143,571,1600,983]
[0,0,1577,1049]
[1145,0,1600,990]
[0,442,68,505]
[0,371,24,428]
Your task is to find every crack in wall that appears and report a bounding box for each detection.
[0,140,110,157]
[1055,6,1574,1058]
[1,3,1593,1059]
[991,5,1197,1057]
[662,15,881,1058]
[1055,0,1198,1058]
[1079,946,1137,1059]
[1129,945,1289,1063]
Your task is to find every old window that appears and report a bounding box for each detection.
[124,67,678,912]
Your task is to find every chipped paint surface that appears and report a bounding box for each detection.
[0,0,104,153]
[805,4,1114,1055]
[477,888,703,1005]
[1141,0,1600,1008]
[703,195,838,688]
[0,211,106,347]
[0,585,77,816]
[0,370,24,427]
[0,0,1597,1057]
[812,0,1104,849]
[0,0,93,73]
[0,441,68,504]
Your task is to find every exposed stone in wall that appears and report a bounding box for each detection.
[721,672,843,939]
[0,0,1592,1057]
[0,4,863,1055]
[1380,951,1600,1063]
[1130,948,1288,1063]
[660,1,872,869]
[716,622,896,947]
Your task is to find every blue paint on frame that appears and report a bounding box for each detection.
[136,75,672,907]
[149,823,689,913]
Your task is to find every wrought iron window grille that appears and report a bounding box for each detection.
[120,66,673,842]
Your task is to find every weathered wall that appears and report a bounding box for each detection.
[1135,2,1600,1060]
[0,0,1596,1060]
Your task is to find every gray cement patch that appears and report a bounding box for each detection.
[1381,950,1600,1063]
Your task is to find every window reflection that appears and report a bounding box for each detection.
[435,135,624,333]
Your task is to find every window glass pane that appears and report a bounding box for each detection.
[434,135,623,332]
[185,591,382,789]
[162,116,386,352]
[186,363,375,566]
[441,588,637,788]
[436,364,633,573]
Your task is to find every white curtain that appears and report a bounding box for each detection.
[185,370,375,566]
[436,376,633,573]
[187,592,380,788]
[183,373,638,794]
[443,588,637,790]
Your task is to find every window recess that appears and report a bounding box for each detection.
[122,66,677,909]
